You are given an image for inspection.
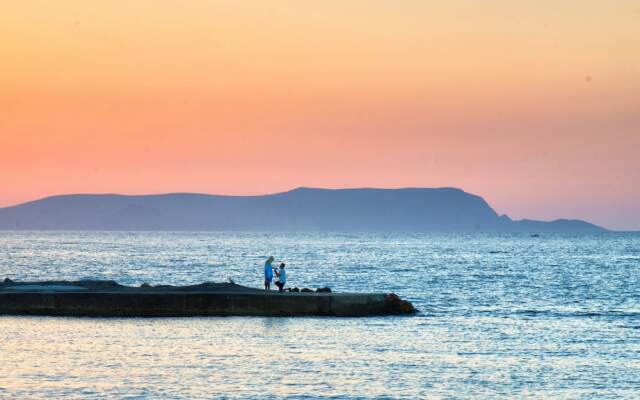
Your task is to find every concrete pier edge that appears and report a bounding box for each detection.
[0,279,417,317]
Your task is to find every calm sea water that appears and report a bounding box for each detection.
[1,231,639,399]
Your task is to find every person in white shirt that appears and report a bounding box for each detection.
[274,263,287,292]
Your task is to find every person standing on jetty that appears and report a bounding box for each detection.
[274,263,286,292]
[264,256,275,291]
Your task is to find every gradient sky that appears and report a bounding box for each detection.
[1,1,639,230]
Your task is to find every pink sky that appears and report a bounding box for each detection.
[1,1,639,229]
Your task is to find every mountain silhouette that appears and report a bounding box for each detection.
[0,187,606,231]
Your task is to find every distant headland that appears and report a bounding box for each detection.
[0,187,606,232]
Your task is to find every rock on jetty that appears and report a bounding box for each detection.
[0,280,417,317]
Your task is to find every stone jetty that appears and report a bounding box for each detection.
[0,279,417,317]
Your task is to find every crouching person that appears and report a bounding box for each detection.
[275,263,287,292]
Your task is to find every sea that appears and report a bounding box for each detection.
[0,231,639,399]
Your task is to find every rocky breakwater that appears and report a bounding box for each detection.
[0,279,417,317]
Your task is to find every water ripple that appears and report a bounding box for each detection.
[1,231,639,398]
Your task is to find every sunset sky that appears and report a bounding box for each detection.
[1,1,638,230]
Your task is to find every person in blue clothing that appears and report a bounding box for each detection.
[274,263,286,292]
[264,256,275,291]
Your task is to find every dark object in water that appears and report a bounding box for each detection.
[0,280,417,317]
[316,287,332,293]
[387,293,417,314]
[290,287,300,292]
[3,278,13,283]
[530,234,541,237]
[140,283,152,288]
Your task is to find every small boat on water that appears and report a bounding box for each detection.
[0,279,417,317]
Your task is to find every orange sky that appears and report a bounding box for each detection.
[1,1,639,229]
